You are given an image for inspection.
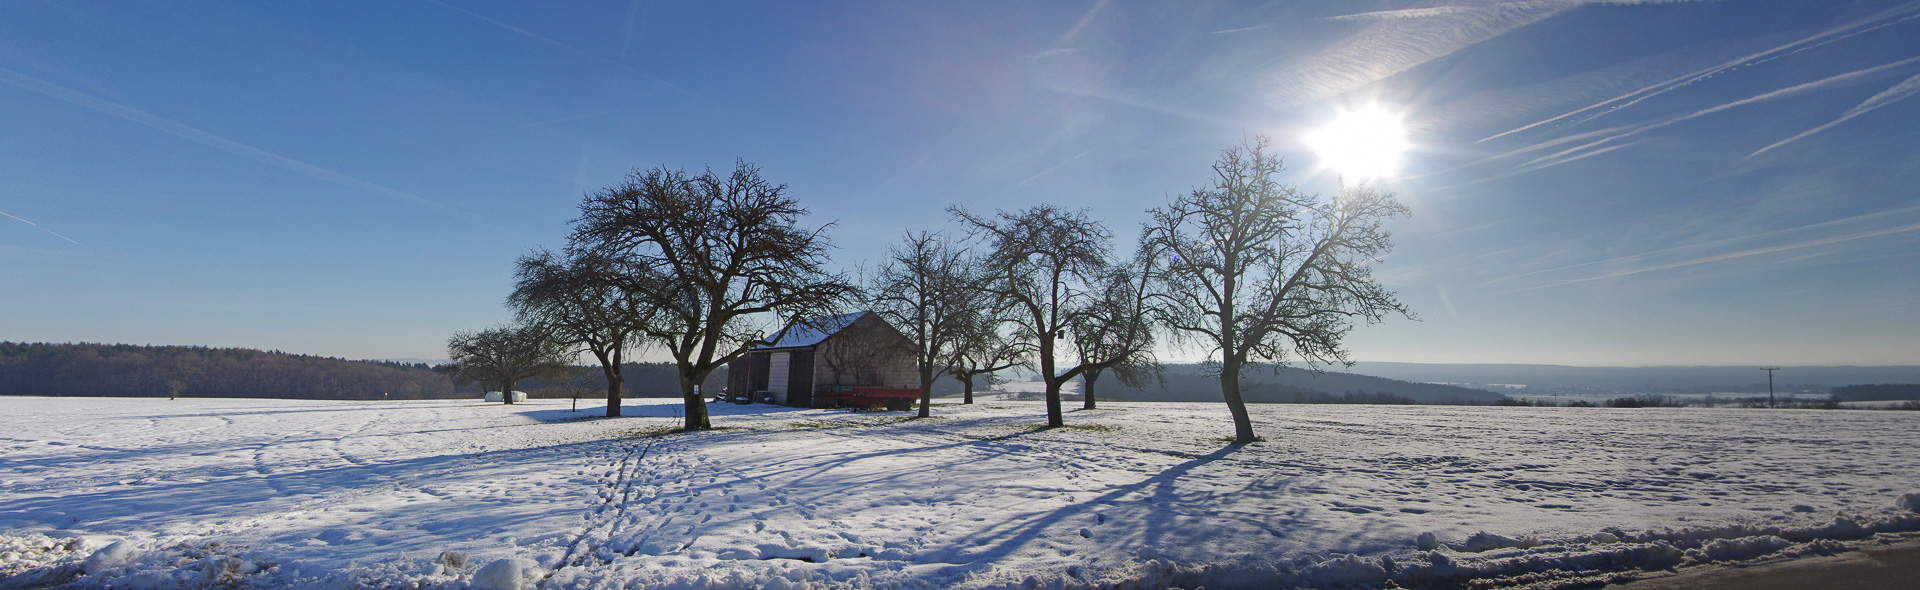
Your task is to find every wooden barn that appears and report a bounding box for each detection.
[727,311,918,409]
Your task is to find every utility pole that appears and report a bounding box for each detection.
[1761,367,1781,409]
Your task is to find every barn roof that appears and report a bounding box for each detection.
[761,311,869,350]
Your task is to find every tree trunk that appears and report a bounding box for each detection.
[960,374,975,404]
[604,373,623,417]
[1044,378,1066,426]
[1036,340,1067,428]
[680,373,710,430]
[1082,372,1098,410]
[1219,362,1257,444]
[502,379,516,405]
[600,360,624,418]
[917,370,934,418]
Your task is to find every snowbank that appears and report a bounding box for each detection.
[3,397,1917,588]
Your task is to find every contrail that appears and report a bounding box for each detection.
[1507,54,1920,173]
[1017,143,1104,187]
[0,66,507,232]
[421,0,699,99]
[1055,0,1114,46]
[0,209,81,245]
[1514,205,1920,279]
[1479,3,1920,143]
[1749,72,1920,158]
[1541,221,1920,287]
[513,106,640,130]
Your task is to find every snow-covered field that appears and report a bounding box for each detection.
[3,395,1918,589]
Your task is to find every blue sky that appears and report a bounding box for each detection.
[3,0,1917,366]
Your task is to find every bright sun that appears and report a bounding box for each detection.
[1305,104,1409,181]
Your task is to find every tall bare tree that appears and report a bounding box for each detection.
[952,204,1110,427]
[509,247,651,417]
[1142,137,1411,444]
[444,324,571,405]
[868,231,975,418]
[1069,254,1161,410]
[572,161,852,430]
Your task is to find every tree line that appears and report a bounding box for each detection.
[0,342,455,400]
[447,137,1411,444]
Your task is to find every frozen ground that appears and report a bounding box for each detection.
[2,395,1918,589]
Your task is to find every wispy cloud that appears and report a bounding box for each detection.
[620,0,649,63]
[1024,47,1081,60]
[0,66,497,230]
[1541,221,1920,287]
[1408,124,1637,181]
[1506,206,1920,289]
[1749,72,1920,158]
[1514,206,1920,279]
[1278,1,1733,107]
[1017,142,1104,186]
[1320,5,1488,22]
[1266,2,1578,106]
[1207,23,1272,35]
[421,0,696,98]
[0,209,81,245]
[1055,0,1114,47]
[511,106,640,130]
[1480,2,1920,143]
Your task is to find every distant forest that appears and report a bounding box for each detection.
[1100,364,1506,405]
[0,342,456,400]
[0,342,729,401]
[1831,384,1920,401]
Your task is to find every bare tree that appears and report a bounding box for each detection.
[541,367,601,413]
[1069,254,1161,410]
[1142,137,1411,444]
[946,298,1028,404]
[868,232,975,418]
[444,324,571,405]
[951,204,1110,427]
[572,161,853,430]
[509,247,651,417]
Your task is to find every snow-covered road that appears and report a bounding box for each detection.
[3,396,1917,589]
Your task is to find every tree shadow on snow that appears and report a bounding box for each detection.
[935,444,1244,565]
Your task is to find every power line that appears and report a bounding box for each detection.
[1758,367,1789,409]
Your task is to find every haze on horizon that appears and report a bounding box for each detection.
[4,1,1917,368]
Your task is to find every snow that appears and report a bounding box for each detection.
[2,396,1918,588]
[763,311,866,349]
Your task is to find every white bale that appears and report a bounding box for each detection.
[83,540,133,574]
[483,391,528,402]
[471,557,536,590]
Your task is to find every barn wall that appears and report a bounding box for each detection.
[877,357,917,390]
[750,352,770,394]
[727,356,751,398]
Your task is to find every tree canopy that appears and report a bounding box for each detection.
[1142,137,1410,443]
[570,161,854,429]
[444,324,572,405]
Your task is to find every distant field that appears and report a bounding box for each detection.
[3,397,1917,589]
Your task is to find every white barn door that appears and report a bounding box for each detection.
[767,352,790,404]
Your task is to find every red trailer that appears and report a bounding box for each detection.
[813,385,920,411]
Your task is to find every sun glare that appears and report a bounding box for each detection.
[1305,104,1409,181]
